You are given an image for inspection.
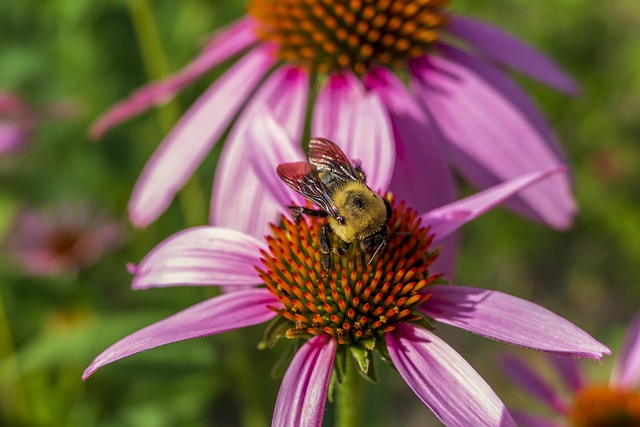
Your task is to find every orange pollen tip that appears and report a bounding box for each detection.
[260,197,440,347]
[247,0,450,74]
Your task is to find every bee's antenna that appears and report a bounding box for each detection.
[367,240,387,266]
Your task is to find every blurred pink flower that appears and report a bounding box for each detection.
[83,151,607,426]
[6,204,123,277]
[0,92,35,155]
[90,2,578,231]
[0,91,80,155]
[502,313,640,427]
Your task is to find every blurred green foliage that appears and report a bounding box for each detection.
[0,0,638,426]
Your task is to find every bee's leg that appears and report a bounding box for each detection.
[286,206,328,223]
[319,223,332,272]
[333,241,350,255]
[363,225,390,266]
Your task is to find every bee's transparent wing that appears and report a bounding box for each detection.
[308,138,363,182]
[276,161,342,219]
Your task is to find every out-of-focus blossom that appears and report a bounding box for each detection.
[502,313,640,427]
[0,92,35,155]
[5,204,123,277]
[83,142,607,427]
[91,1,578,232]
[0,91,80,155]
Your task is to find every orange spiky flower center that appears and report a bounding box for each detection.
[258,198,440,349]
[248,0,450,75]
[570,385,640,427]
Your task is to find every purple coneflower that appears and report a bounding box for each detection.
[91,1,578,231]
[0,91,79,155]
[83,138,607,426]
[502,313,640,427]
[0,92,36,155]
[6,204,123,277]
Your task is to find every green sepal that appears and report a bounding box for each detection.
[258,315,290,350]
[359,351,378,383]
[334,347,347,385]
[363,355,378,383]
[376,339,392,364]
[349,346,370,374]
[270,340,300,379]
[327,369,337,403]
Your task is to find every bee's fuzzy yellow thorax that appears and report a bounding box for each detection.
[329,181,388,243]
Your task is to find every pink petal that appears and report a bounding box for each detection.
[548,354,585,393]
[439,43,567,163]
[610,313,640,388]
[89,18,258,139]
[363,67,457,215]
[364,67,458,277]
[386,323,516,427]
[421,168,566,243]
[272,335,336,427]
[128,46,275,228]
[210,66,308,237]
[343,92,395,192]
[501,355,568,414]
[313,72,395,192]
[447,15,579,94]
[411,56,576,229]
[511,410,561,427]
[312,72,363,142]
[422,285,611,360]
[83,288,280,379]
[131,226,265,290]
[245,112,307,207]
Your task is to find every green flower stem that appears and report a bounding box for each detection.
[127,0,207,227]
[0,289,30,425]
[335,352,364,427]
[221,333,269,427]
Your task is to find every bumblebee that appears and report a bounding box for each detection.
[277,138,392,272]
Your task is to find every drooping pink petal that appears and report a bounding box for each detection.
[83,288,280,379]
[312,72,363,142]
[245,112,306,207]
[89,18,259,139]
[500,355,568,414]
[439,43,567,162]
[344,92,395,192]
[386,323,516,427]
[364,67,459,276]
[210,66,308,237]
[446,15,579,94]
[128,46,275,228]
[610,313,640,389]
[421,285,611,360]
[313,72,395,192]
[421,167,566,243]
[131,226,266,290]
[272,335,336,427]
[510,410,561,427]
[411,55,576,229]
[363,67,457,215]
[548,354,585,393]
